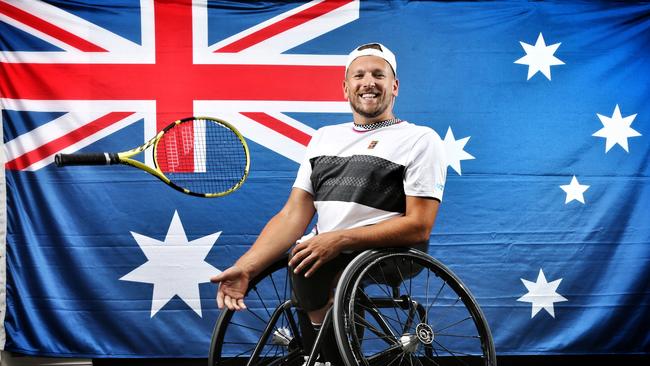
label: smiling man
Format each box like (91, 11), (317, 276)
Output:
(344, 43), (399, 119)
(211, 43), (447, 365)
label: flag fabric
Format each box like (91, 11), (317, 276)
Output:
(1, 0), (649, 358)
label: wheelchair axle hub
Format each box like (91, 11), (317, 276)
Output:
(271, 326), (293, 346)
(416, 323), (434, 345)
(399, 323), (435, 354)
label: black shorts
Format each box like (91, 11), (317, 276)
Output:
(290, 252), (359, 312)
(289, 243), (429, 312)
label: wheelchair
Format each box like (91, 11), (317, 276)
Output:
(209, 247), (496, 366)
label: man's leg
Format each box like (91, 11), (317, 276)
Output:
(306, 299), (344, 365)
(291, 253), (357, 364)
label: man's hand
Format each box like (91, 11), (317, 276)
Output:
(210, 266), (250, 311)
(289, 231), (345, 278)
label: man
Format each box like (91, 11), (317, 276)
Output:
(210, 42), (447, 364)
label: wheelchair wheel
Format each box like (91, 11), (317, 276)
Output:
(333, 249), (496, 366)
(209, 256), (305, 366)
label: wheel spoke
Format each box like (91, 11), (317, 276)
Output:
(353, 312), (398, 345)
(338, 252), (494, 366)
(209, 257), (302, 366)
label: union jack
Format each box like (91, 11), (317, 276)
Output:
(0, 0), (359, 171)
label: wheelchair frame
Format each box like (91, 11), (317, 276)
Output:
(209, 248), (496, 366)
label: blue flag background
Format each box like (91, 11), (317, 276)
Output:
(1, 0), (649, 358)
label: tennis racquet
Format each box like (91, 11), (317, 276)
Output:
(55, 116), (250, 198)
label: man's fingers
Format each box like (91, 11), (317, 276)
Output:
(224, 295), (236, 310)
(216, 290), (224, 309)
(293, 253), (317, 274)
(289, 247), (310, 268)
(221, 292), (246, 311)
(290, 242), (306, 257)
(210, 273), (223, 283)
(237, 298), (247, 310)
(233, 298), (243, 311)
(210, 269), (234, 283)
(303, 259), (323, 278)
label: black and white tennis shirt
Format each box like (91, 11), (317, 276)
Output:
(293, 121), (447, 236)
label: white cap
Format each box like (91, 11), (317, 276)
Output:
(345, 42), (397, 76)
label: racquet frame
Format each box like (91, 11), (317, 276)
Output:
(56, 116), (250, 198)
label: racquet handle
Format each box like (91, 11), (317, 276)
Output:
(55, 153), (120, 167)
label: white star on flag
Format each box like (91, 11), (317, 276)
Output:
(442, 126), (475, 175)
(514, 32), (565, 80)
(592, 104), (641, 153)
(559, 175), (590, 204)
(517, 269), (568, 318)
(120, 211), (222, 317)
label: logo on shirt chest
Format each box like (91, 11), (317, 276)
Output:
(367, 140), (379, 149)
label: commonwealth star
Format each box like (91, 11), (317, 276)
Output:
(593, 104), (641, 153)
(515, 32), (565, 80)
(517, 269), (568, 318)
(442, 126), (475, 175)
(120, 211), (222, 317)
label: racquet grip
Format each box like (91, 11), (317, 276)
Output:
(55, 153), (119, 167)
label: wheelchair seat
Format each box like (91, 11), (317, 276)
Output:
(209, 247), (496, 366)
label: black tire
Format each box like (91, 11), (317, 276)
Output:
(333, 249), (496, 366)
(209, 256), (305, 366)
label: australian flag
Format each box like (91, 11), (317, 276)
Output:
(1, 0), (648, 358)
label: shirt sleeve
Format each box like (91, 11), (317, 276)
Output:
(292, 129), (321, 195)
(403, 129), (447, 201)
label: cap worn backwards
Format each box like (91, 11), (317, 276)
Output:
(345, 42), (397, 76)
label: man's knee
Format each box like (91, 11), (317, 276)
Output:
(306, 298), (333, 324)
(290, 252), (357, 313)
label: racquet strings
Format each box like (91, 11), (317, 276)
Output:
(155, 118), (247, 195)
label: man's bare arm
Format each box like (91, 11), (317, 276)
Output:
(211, 188), (315, 310)
(235, 188), (316, 278)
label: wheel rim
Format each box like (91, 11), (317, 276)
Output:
(341, 251), (495, 366)
(209, 259), (305, 366)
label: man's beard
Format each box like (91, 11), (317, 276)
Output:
(349, 94), (391, 119)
